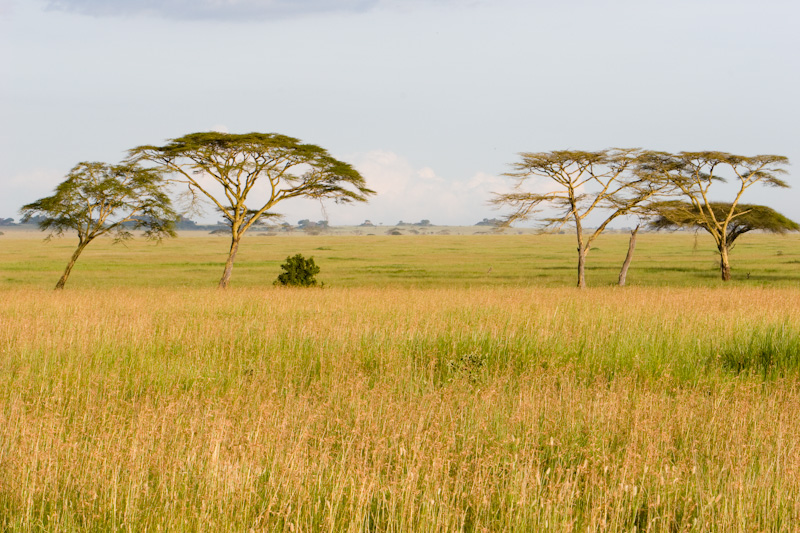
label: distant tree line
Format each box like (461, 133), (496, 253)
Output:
(396, 219), (432, 227)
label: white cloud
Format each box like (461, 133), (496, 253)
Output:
(291, 150), (510, 226)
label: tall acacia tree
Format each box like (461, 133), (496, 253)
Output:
(640, 151), (790, 281)
(492, 149), (669, 288)
(130, 132), (374, 288)
(20, 162), (176, 289)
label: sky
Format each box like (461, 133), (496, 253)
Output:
(2, 0), (799, 227)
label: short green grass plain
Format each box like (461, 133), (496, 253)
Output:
(1, 229), (799, 288)
(2, 229), (800, 531)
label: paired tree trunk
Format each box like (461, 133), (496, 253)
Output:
(55, 240), (90, 290)
(618, 225), (640, 287)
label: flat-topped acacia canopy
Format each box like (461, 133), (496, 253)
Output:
(129, 131), (374, 288)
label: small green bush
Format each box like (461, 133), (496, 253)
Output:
(274, 253), (321, 287)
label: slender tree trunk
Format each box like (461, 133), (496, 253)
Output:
(576, 245), (587, 289)
(575, 218), (587, 288)
(219, 234), (241, 289)
(618, 225), (640, 287)
(55, 241), (89, 290)
(571, 212), (589, 289)
(719, 245), (732, 282)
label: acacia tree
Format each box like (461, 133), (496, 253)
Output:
(650, 202), (799, 278)
(20, 162), (176, 289)
(640, 151), (790, 281)
(129, 132), (375, 288)
(492, 149), (669, 288)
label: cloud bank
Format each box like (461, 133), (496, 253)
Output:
(303, 150), (510, 226)
(42, 0), (474, 21)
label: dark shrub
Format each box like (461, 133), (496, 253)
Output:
(274, 254), (321, 287)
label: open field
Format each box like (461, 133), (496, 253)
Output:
(1, 231), (800, 531)
(1, 229), (799, 288)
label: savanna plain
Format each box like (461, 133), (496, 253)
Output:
(1, 230), (800, 532)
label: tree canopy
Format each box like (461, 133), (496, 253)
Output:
(129, 131), (375, 288)
(492, 148), (670, 288)
(650, 201), (799, 246)
(639, 151), (790, 280)
(20, 161), (176, 289)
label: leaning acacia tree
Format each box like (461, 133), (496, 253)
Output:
(650, 201), (799, 278)
(492, 149), (669, 288)
(20, 162), (176, 289)
(129, 132), (374, 288)
(640, 151), (790, 281)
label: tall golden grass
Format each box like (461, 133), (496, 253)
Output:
(2, 287), (800, 530)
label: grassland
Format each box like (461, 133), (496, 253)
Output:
(1, 230), (800, 531)
(1, 229), (799, 289)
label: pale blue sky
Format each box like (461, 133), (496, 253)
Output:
(2, 0), (798, 226)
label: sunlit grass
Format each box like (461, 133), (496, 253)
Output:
(2, 231), (799, 529)
(2, 286), (800, 530)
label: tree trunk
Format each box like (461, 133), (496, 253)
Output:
(574, 213), (588, 289)
(576, 245), (587, 289)
(618, 225), (640, 287)
(719, 245), (732, 282)
(55, 241), (89, 290)
(218, 234), (241, 289)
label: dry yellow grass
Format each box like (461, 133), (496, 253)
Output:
(2, 287), (800, 531)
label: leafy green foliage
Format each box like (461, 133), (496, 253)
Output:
(129, 131), (374, 287)
(274, 254), (321, 287)
(638, 151), (790, 191)
(20, 161), (176, 243)
(19, 162), (177, 288)
(495, 149), (637, 227)
(492, 148), (672, 287)
(635, 151), (792, 281)
(650, 202), (799, 248)
(129, 132), (374, 231)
